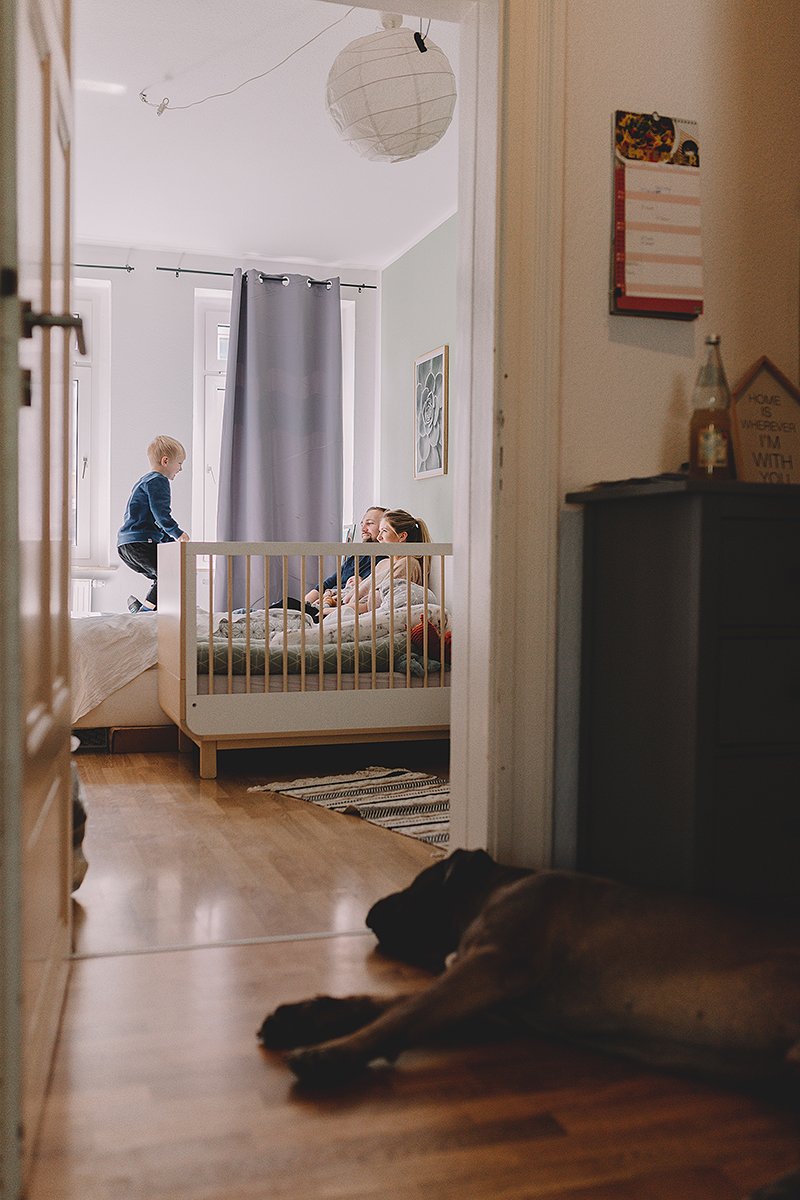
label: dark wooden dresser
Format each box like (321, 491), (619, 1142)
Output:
(565, 479), (800, 902)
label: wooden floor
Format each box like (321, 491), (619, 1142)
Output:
(28, 745), (799, 1200)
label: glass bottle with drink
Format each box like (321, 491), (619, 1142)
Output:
(689, 334), (734, 479)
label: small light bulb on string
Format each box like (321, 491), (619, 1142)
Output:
(138, 6), (356, 117)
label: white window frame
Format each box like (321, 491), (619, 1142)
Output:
(192, 289), (231, 544)
(71, 363), (92, 558)
(192, 287), (357, 541)
(70, 278), (112, 569)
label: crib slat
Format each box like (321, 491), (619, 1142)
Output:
(440, 553), (446, 688)
(264, 556), (270, 687)
(423, 557), (429, 688)
(336, 557), (342, 691)
(318, 559), (324, 692)
(282, 556), (289, 692)
(300, 556), (306, 693)
(353, 553), (359, 691)
(370, 561), (377, 688)
(406, 572), (412, 689)
(245, 555), (251, 694)
(388, 555), (395, 689)
(208, 554), (215, 692)
(226, 556), (234, 693)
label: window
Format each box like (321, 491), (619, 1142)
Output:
(192, 289), (357, 540)
(71, 368), (91, 557)
(70, 280), (112, 568)
(192, 295), (230, 542)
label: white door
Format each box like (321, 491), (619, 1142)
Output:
(1, 0), (74, 1191)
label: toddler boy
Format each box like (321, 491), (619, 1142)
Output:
(118, 435), (189, 612)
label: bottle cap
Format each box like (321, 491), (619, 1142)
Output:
(705, 334), (721, 344)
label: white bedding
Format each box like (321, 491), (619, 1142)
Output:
(215, 585), (450, 649)
(71, 613), (158, 722)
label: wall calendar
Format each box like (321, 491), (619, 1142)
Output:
(611, 110), (703, 320)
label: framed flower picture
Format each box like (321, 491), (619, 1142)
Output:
(413, 345), (448, 478)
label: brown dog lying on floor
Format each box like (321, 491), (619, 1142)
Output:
(259, 849), (800, 1198)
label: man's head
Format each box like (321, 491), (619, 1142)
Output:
(360, 507), (386, 542)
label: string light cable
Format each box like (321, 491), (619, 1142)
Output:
(139, 5), (356, 116)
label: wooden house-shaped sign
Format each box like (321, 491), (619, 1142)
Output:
(731, 357), (800, 485)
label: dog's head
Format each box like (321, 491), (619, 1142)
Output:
(366, 848), (530, 972)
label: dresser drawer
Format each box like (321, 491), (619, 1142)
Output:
(717, 637), (800, 745)
(709, 755), (800, 900)
(719, 517), (800, 627)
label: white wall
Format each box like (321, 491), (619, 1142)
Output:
(74, 245), (379, 613)
(552, 0), (800, 865)
(379, 214), (458, 540)
(559, 0), (800, 494)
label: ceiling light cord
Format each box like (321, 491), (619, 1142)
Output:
(139, 6), (357, 116)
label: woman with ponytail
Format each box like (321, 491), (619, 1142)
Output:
(344, 508), (432, 612)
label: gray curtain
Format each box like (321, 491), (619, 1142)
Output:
(216, 269), (343, 608)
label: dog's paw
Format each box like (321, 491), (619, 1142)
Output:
(258, 995), (381, 1050)
(285, 1042), (370, 1085)
(258, 1000), (321, 1049)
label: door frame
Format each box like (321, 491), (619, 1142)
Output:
(447, 0), (566, 866)
(0, 0), (24, 1190)
(342, 0), (566, 865)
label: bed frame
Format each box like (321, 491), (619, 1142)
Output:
(157, 541), (452, 778)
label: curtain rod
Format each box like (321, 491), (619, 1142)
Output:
(154, 266), (376, 290)
(73, 263), (135, 272)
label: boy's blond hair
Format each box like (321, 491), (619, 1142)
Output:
(147, 435), (186, 468)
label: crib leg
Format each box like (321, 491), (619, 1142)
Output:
(177, 729), (194, 754)
(198, 740), (218, 779)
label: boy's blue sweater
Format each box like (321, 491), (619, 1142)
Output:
(118, 471), (185, 545)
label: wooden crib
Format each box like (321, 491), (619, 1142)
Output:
(157, 540), (453, 778)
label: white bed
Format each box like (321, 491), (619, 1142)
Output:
(72, 666), (167, 730)
(71, 612), (170, 730)
(157, 540), (453, 778)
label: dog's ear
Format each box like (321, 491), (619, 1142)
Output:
(442, 848), (497, 889)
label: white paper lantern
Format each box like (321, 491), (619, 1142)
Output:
(326, 14), (457, 163)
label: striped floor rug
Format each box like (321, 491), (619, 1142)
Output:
(248, 766), (449, 849)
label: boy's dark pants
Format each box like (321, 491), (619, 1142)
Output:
(118, 542), (159, 607)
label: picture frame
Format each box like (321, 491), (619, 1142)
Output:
(730, 356), (800, 485)
(413, 345), (448, 479)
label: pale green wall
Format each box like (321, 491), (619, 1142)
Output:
(379, 215), (458, 541)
